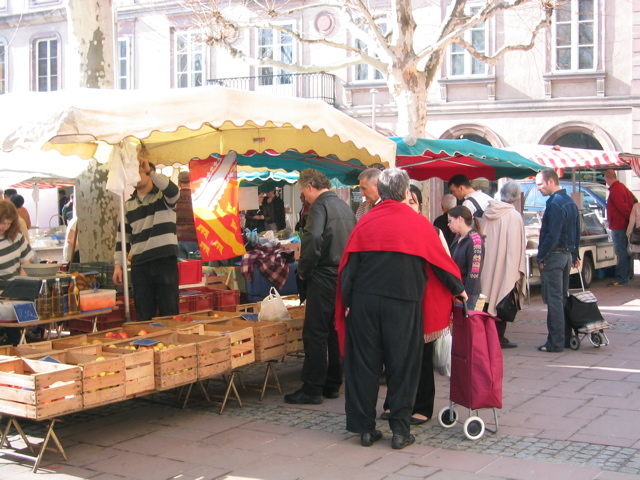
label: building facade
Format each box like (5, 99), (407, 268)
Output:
(0, 0), (638, 196)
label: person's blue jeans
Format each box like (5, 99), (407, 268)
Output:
(611, 229), (631, 284)
(178, 240), (199, 259)
(540, 252), (572, 352)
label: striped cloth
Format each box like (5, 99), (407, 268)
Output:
(114, 174), (180, 266)
(0, 234), (34, 286)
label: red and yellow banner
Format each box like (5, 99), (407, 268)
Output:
(189, 152), (246, 261)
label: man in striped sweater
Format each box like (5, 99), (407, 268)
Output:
(113, 154), (180, 321)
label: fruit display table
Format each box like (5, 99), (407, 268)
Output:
(1, 308), (114, 344)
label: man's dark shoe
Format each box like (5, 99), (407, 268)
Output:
(283, 389), (323, 405)
(500, 338), (518, 349)
(391, 433), (415, 450)
(360, 430), (382, 447)
(379, 410), (391, 420)
(322, 388), (340, 399)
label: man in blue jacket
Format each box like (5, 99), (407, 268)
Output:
(535, 169), (581, 352)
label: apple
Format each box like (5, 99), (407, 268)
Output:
(183, 316), (193, 322)
(173, 315), (183, 321)
(137, 329), (149, 336)
(117, 332), (130, 339)
(96, 356), (106, 361)
(105, 332), (118, 338)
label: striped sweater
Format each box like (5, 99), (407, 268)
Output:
(0, 233), (34, 286)
(450, 229), (485, 296)
(114, 174), (180, 266)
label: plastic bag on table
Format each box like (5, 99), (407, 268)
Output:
(258, 287), (292, 322)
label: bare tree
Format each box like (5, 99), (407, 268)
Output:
(183, 0), (553, 137)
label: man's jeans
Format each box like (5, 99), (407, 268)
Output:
(540, 252), (571, 352)
(611, 229), (632, 284)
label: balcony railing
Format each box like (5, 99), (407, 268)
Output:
(207, 72), (335, 106)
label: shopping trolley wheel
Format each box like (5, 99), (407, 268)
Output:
(438, 406), (457, 428)
(590, 332), (602, 347)
(463, 416), (485, 440)
(569, 335), (580, 350)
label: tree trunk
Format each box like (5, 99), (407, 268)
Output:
(66, 0), (117, 262)
(75, 160), (119, 263)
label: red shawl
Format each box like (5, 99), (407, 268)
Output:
(335, 200), (462, 355)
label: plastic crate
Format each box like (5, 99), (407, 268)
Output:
(212, 289), (240, 312)
(178, 259), (203, 285)
(181, 289), (215, 311)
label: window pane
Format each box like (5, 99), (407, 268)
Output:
(259, 46), (273, 60)
(193, 72), (202, 87)
(579, 23), (593, 45)
(556, 3), (571, 22)
(374, 69), (383, 80)
(177, 35), (186, 52)
(556, 24), (571, 46)
(579, 0), (594, 20)
(356, 63), (367, 80)
(119, 41), (127, 57)
(472, 57), (485, 75)
(177, 73), (187, 88)
(193, 53), (201, 71)
(178, 54), (187, 72)
(280, 30), (292, 45)
(259, 29), (272, 46)
(281, 45), (292, 64)
(451, 54), (464, 75)
(50, 40), (57, 57)
(556, 48), (571, 69)
(451, 43), (463, 53)
(471, 30), (485, 52)
(579, 46), (593, 69)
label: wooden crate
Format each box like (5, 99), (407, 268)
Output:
(86, 323), (174, 341)
(209, 316), (288, 362)
(0, 358), (82, 420)
(100, 347), (155, 397)
(0, 345), (61, 358)
(197, 325), (255, 369)
(286, 339), (304, 354)
(46, 334), (110, 350)
(23, 351), (127, 409)
(112, 332), (199, 391)
(171, 333), (231, 380)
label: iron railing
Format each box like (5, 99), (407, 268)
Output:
(207, 72), (335, 105)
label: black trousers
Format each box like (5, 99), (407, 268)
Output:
(345, 292), (423, 437)
(131, 257), (180, 321)
(300, 269), (342, 396)
(383, 340), (435, 419)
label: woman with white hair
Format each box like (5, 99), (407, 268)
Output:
(481, 180), (527, 348)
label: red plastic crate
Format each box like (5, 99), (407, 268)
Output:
(178, 294), (197, 313)
(212, 289), (240, 312)
(178, 259), (203, 285)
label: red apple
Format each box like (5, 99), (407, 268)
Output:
(137, 329), (149, 336)
(117, 332), (130, 339)
(173, 315), (183, 321)
(183, 316), (193, 322)
(105, 332), (117, 338)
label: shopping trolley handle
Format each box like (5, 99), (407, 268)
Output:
(454, 295), (469, 317)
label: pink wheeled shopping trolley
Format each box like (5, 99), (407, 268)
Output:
(438, 300), (503, 440)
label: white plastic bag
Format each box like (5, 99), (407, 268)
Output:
(258, 287), (292, 322)
(433, 332), (452, 377)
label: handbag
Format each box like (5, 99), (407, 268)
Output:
(495, 287), (519, 323)
(258, 287), (292, 322)
(630, 226), (640, 246)
(432, 331), (452, 377)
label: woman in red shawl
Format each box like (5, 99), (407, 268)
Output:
(336, 169), (465, 450)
